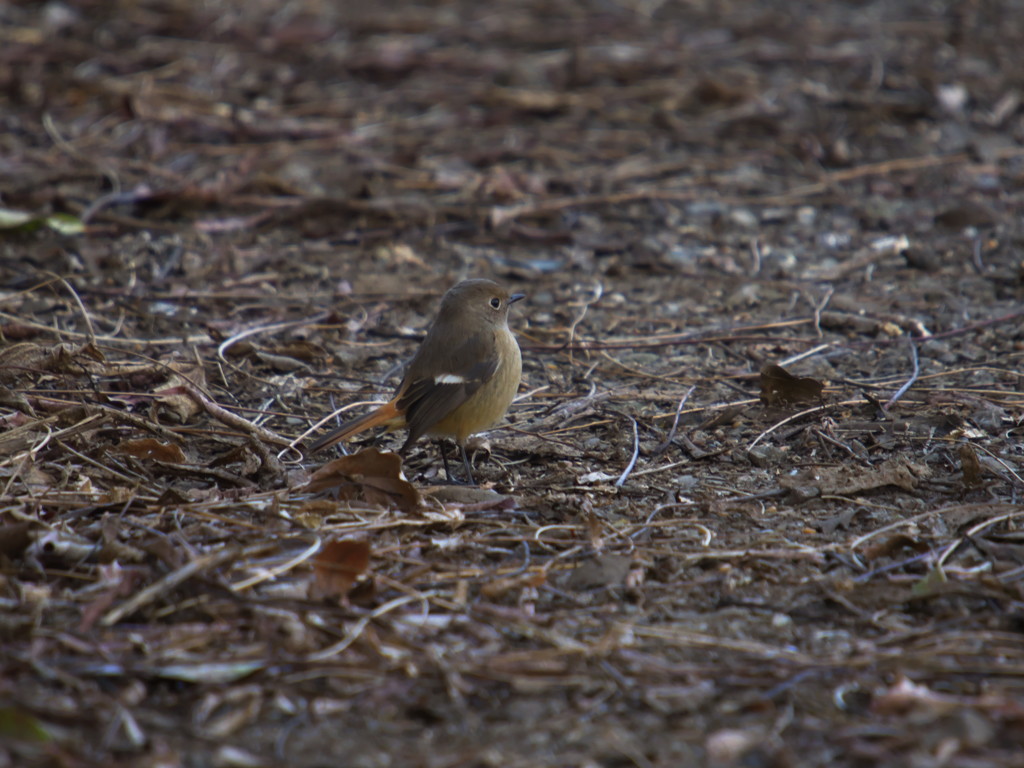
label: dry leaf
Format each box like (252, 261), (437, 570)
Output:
(564, 554), (633, 591)
(304, 448), (421, 512)
(480, 570), (546, 599)
(872, 675), (960, 717)
(583, 505), (603, 552)
(934, 202), (997, 230)
(424, 485), (517, 513)
(309, 539), (372, 601)
(268, 339), (326, 364)
(759, 363), (824, 406)
(253, 350), (311, 372)
(781, 456), (930, 499)
(959, 443), (983, 487)
(152, 362), (207, 422)
(0, 522), (34, 558)
(862, 533), (929, 561)
(112, 438), (187, 463)
(0, 343), (49, 384)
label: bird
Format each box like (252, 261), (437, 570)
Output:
(309, 279), (524, 484)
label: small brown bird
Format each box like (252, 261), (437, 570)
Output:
(309, 279), (524, 483)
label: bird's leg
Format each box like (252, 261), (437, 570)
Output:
(436, 440), (454, 482)
(458, 442), (476, 486)
(427, 440), (476, 484)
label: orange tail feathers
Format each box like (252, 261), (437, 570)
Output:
(308, 400), (405, 453)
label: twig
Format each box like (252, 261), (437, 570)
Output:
(749, 238), (762, 275)
(970, 442), (1024, 487)
(0, 309), (213, 345)
(849, 308), (1024, 347)
(101, 546), (241, 626)
(216, 313), (329, 377)
(810, 287), (833, 338)
(652, 385), (696, 456)
(632, 625), (815, 664)
(566, 282), (603, 367)
(43, 112), (120, 195)
(848, 508), (944, 551)
(971, 236), (985, 274)
(747, 400), (855, 450)
(491, 153), (973, 225)
(778, 343), (834, 368)
(305, 591), (437, 661)
(230, 537), (322, 592)
(883, 336), (919, 411)
(45, 272), (97, 347)
(544, 383), (608, 422)
(615, 417), (640, 487)
(812, 429), (868, 463)
(936, 509), (1024, 570)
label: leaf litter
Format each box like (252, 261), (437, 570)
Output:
(1, 1), (1024, 766)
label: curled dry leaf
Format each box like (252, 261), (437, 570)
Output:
(0, 342), (103, 384)
(304, 448), (421, 512)
(0, 343), (51, 384)
(152, 362), (207, 423)
(309, 539), (372, 602)
(759, 363), (824, 406)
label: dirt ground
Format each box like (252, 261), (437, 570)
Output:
(2, 1), (1024, 766)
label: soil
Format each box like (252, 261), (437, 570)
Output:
(2, 1), (1024, 766)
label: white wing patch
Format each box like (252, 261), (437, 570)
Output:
(434, 373), (466, 384)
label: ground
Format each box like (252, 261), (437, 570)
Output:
(2, 1), (1024, 766)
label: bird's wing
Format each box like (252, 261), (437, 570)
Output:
(397, 329), (499, 446)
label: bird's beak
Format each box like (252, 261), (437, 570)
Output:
(509, 293), (526, 304)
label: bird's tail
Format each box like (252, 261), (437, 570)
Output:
(308, 401), (404, 452)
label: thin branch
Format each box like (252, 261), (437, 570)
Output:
(884, 336), (920, 411)
(653, 385), (696, 456)
(615, 417), (640, 487)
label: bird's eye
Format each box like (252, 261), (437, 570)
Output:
(489, 297), (501, 309)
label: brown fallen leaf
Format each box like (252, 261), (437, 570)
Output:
(780, 455), (931, 500)
(152, 362), (207, 423)
(862, 533), (930, 561)
(304, 448), (421, 512)
(268, 339), (326, 364)
(959, 443), (983, 487)
(309, 539), (372, 602)
(759, 363), (824, 406)
(480, 570), (546, 599)
(423, 485), (517, 514)
(564, 554), (633, 591)
(0, 343), (50, 384)
(111, 438), (187, 463)
(934, 201), (997, 230)
(0, 522), (34, 558)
